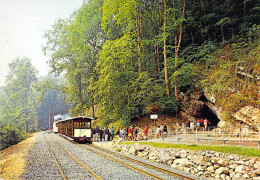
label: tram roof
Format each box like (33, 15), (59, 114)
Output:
(61, 116), (93, 122)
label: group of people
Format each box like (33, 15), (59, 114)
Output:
(115, 126), (141, 141)
(155, 123), (168, 138)
(92, 126), (115, 142)
(92, 125), (158, 142)
(186, 117), (211, 132)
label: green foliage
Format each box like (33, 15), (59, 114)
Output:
(42, 0), (260, 127)
(0, 57), (38, 132)
(159, 95), (178, 115)
(0, 125), (26, 150)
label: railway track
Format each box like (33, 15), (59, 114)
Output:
(88, 144), (197, 180)
(75, 142), (198, 180)
(43, 134), (101, 180)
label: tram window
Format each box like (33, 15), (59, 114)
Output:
(86, 122), (90, 128)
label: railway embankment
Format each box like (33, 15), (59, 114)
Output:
(0, 133), (38, 180)
(101, 140), (260, 180)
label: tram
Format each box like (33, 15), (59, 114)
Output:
(58, 116), (93, 143)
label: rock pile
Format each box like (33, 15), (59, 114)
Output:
(110, 143), (260, 180)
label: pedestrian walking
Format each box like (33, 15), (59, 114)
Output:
(104, 126), (109, 141)
(163, 123), (168, 137)
(99, 127), (103, 141)
(111, 127), (115, 140)
(203, 118), (211, 129)
(116, 128), (120, 138)
(190, 121), (194, 132)
(143, 126), (148, 140)
(95, 126), (99, 141)
(128, 126), (133, 141)
(134, 127), (138, 141)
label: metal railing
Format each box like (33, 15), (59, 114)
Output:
(149, 126), (260, 149)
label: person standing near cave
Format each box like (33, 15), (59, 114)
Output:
(203, 118), (211, 129)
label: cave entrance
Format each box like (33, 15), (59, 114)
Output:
(200, 105), (220, 126)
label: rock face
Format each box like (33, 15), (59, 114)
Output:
(110, 143), (260, 180)
(180, 90), (260, 133)
(233, 106), (260, 131)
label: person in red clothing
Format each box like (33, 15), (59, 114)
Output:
(203, 118), (211, 129)
(143, 126), (148, 140)
(128, 126), (133, 141)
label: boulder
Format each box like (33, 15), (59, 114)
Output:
(233, 106), (260, 130)
(207, 166), (214, 172)
(216, 158), (229, 166)
(173, 158), (189, 165)
(128, 146), (136, 155)
(215, 167), (229, 175)
(196, 155), (210, 165)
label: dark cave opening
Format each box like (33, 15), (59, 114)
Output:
(200, 105), (220, 126)
(198, 94), (208, 102)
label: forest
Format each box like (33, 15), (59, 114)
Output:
(0, 0), (259, 149)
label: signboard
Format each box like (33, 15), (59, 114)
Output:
(150, 114), (158, 119)
(74, 129), (91, 138)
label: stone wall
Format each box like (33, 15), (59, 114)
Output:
(109, 142), (260, 180)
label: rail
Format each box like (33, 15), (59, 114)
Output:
(46, 135), (102, 180)
(75, 142), (197, 180)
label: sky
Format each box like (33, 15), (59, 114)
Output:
(0, 0), (84, 86)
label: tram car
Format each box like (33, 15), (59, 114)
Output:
(53, 120), (59, 133)
(58, 116), (93, 143)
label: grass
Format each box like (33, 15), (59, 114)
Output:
(122, 142), (260, 157)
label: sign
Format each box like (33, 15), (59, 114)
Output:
(150, 114), (158, 119)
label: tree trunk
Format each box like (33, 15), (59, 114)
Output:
(48, 109), (51, 130)
(164, 0), (170, 97)
(174, 0), (185, 101)
(92, 97), (95, 119)
(136, 0), (142, 73)
(34, 115), (37, 133)
(24, 120), (27, 133)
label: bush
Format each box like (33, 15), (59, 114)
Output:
(159, 95), (179, 115)
(0, 125), (26, 150)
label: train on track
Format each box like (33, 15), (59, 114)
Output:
(53, 116), (93, 143)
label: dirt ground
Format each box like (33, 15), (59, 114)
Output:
(0, 133), (38, 180)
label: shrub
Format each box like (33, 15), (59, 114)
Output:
(0, 125), (26, 150)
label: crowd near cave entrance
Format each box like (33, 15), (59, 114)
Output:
(200, 105), (220, 127)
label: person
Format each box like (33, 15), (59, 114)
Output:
(186, 120), (190, 130)
(160, 124), (164, 138)
(92, 127), (95, 141)
(116, 128), (120, 138)
(95, 126), (99, 141)
(108, 127), (111, 141)
(143, 126), (148, 140)
(134, 127), (139, 141)
(203, 118), (211, 129)
(128, 126), (133, 141)
(163, 123), (168, 137)
(99, 127), (103, 141)
(111, 127), (115, 140)
(190, 121), (194, 132)
(196, 118), (201, 130)
(125, 127), (129, 141)
(104, 126), (109, 141)
(120, 128), (125, 140)
(156, 126), (160, 138)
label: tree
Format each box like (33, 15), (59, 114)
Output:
(1, 57), (38, 132)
